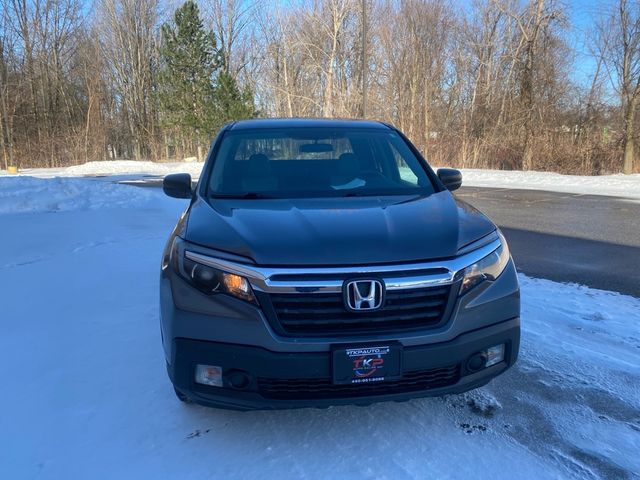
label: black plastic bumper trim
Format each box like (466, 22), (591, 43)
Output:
(168, 317), (520, 410)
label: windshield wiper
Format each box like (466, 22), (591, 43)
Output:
(339, 189), (425, 198)
(210, 192), (273, 199)
(341, 190), (372, 197)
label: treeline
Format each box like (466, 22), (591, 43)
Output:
(1, 0), (639, 174)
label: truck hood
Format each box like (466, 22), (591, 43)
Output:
(184, 191), (496, 266)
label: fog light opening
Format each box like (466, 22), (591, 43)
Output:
(195, 364), (223, 387)
(226, 370), (251, 390)
(466, 353), (487, 372)
(466, 344), (506, 373)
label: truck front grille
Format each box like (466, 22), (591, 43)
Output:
(267, 285), (452, 335)
(257, 364), (460, 399)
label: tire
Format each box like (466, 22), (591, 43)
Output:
(174, 386), (191, 403)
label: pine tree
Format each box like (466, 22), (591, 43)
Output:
(158, 1), (220, 160)
(213, 71), (256, 124)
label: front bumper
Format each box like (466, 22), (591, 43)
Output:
(167, 317), (520, 410)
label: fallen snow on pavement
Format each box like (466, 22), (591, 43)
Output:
(7, 159), (205, 179)
(2, 159), (640, 199)
(0, 178), (638, 479)
(458, 168), (640, 200)
(62, 159), (205, 178)
(0, 176), (156, 214)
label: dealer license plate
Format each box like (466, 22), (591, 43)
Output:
(332, 344), (402, 385)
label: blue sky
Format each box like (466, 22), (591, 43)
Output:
(567, 0), (605, 87)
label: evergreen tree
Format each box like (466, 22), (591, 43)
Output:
(158, 1), (219, 159)
(213, 71), (256, 124)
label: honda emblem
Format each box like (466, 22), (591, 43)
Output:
(344, 279), (384, 311)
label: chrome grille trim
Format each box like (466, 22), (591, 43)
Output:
(184, 238), (501, 294)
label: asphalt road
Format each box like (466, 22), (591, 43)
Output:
(455, 187), (640, 297)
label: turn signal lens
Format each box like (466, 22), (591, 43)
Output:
(223, 273), (252, 299)
(181, 256), (257, 304)
(485, 344), (505, 367)
(195, 364), (223, 387)
(221, 272), (255, 303)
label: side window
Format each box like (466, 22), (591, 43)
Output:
(389, 143), (419, 186)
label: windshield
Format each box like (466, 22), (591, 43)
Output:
(207, 127), (436, 198)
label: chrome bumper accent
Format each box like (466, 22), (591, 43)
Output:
(184, 238), (501, 294)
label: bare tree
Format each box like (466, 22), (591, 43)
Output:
(2, 0), (86, 167)
(205, 0), (255, 76)
(599, 0), (640, 174)
(256, 0), (354, 118)
(496, 0), (563, 170)
(378, 0), (453, 155)
(0, 0), (631, 174)
(96, 0), (158, 160)
(0, 3), (16, 169)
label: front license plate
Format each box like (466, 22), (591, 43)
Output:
(332, 343), (402, 385)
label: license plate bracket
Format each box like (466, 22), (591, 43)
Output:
(332, 343), (402, 385)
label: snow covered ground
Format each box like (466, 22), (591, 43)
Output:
(2, 160), (640, 199)
(7, 160), (206, 179)
(1, 176), (639, 479)
(457, 168), (640, 200)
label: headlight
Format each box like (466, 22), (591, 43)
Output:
(170, 239), (257, 304)
(458, 231), (510, 295)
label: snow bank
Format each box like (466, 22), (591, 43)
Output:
(458, 168), (640, 199)
(0, 160), (204, 179)
(62, 160), (204, 178)
(0, 176), (157, 214)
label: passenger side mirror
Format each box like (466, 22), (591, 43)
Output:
(437, 168), (462, 191)
(163, 173), (193, 199)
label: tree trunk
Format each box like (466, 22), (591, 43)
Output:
(0, 88), (13, 170)
(520, 0), (545, 171)
(324, 46), (335, 118)
(282, 55), (294, 117)
(623, 95), (637, 174)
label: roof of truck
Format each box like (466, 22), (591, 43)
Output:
(227, 118), (392, 131)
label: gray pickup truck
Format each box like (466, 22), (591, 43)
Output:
(160, 118), (520, 410)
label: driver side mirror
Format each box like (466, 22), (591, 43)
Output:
(437, 168), (462, 191)
(163, 173), (193, 199)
